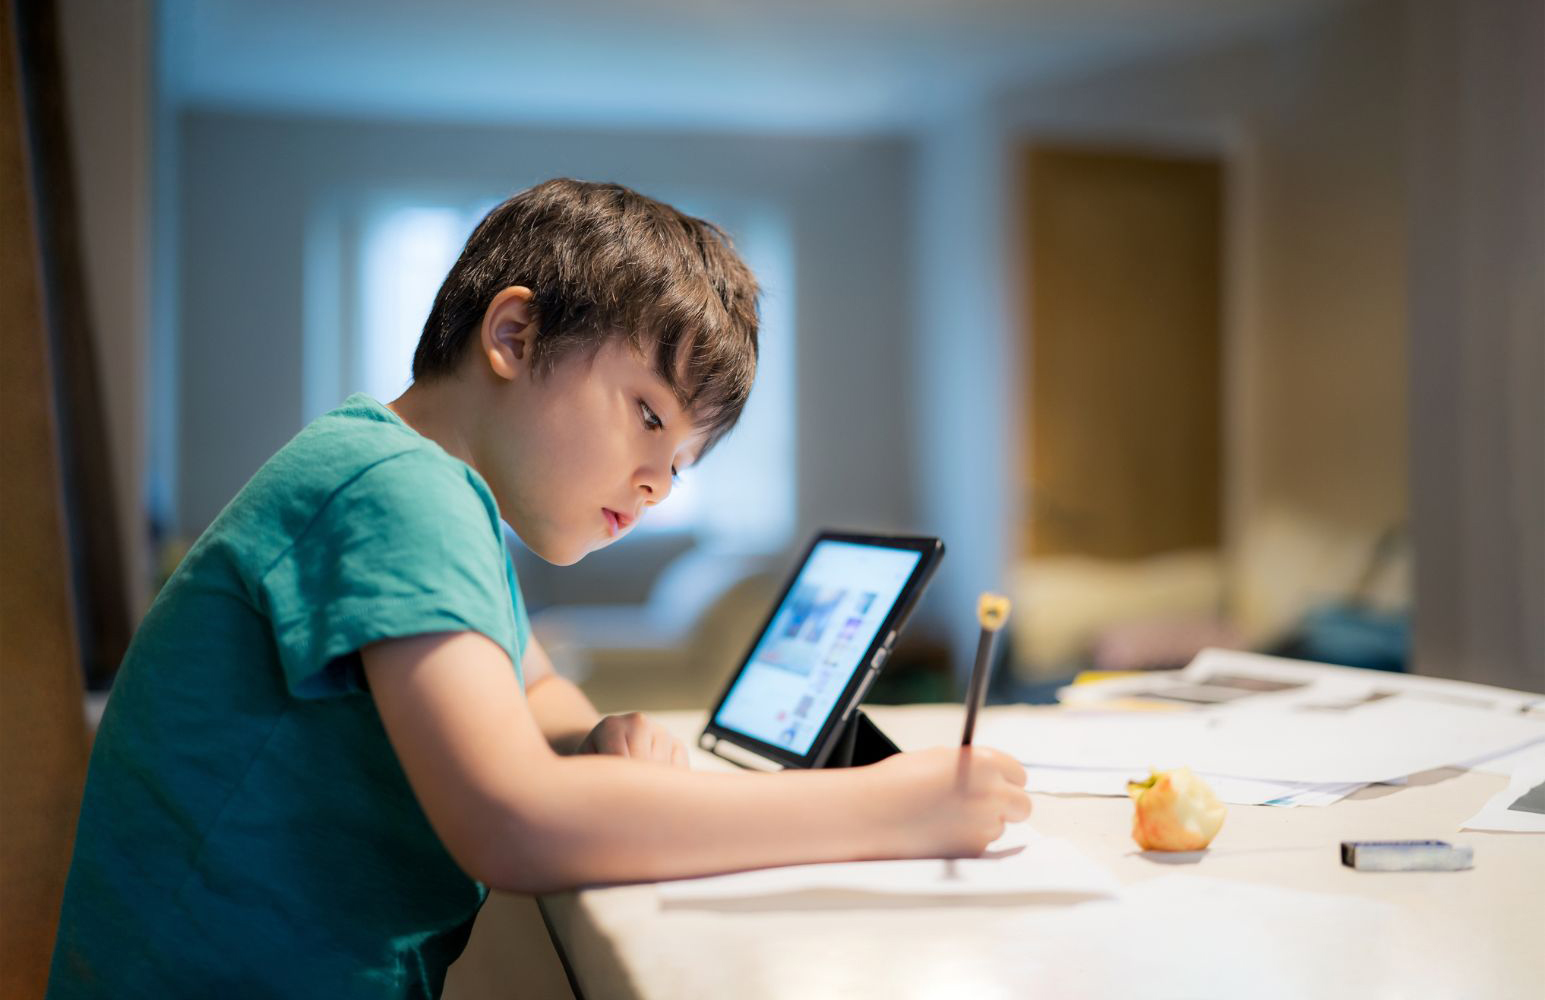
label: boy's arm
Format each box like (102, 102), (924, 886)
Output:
(362, 630), (1030, 894)
(521, 637), (687, 765)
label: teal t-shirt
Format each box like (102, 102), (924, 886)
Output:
(48, 394), (530, 999)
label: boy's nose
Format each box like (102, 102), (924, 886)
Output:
(636, 470), (671, 506)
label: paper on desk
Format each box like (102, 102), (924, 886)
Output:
(1260, 781), (1368, 807)
(1024, 765), (1369, 807)
(1181, 648), (1543, 713)
(656, 824), (1118, 906)
(1064, 648), (1542, 717)
(977, 694), (1545, 784)
(1461, 762), (1545, 833)
(1458, 736), (1545, 778)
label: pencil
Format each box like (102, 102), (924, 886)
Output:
(961, 593), (1011, 746)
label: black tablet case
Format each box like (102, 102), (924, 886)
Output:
(818, 709), (900, 768)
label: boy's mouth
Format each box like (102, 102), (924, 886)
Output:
(602, 508), (633, 537)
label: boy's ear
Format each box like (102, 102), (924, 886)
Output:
(480, 286), (538, 381)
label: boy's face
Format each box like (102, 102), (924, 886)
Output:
(470, 289), (706, 566)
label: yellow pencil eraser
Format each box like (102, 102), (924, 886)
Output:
(977, 593), (1011, 631)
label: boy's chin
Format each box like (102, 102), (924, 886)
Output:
(506, 524), (591, 567)
(535, 533), (611, 567)
(529, 542), (587, 567)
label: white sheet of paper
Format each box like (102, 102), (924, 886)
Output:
(1259, 781), (1368, 807)
(1461, 763), (1545, 832)
(1024, 765), (1365, 807)
(655, 824), (1118, 905)
(977, 694), (1545, 784)
(1458, 736), (1545, 777)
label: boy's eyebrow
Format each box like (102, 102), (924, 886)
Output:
(662, 376), (696, 416)
(643, 370), (692, 422)
(645, 337), (700, 413)
(665, 379), (694, 412)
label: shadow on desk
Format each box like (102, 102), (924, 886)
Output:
(658, 888), (1111, 913)
(443, 891), (575, 1000)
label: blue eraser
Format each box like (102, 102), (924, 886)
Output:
(1340, 840), (1474, 871)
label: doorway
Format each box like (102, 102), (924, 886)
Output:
(1021, 146), (1224, 559)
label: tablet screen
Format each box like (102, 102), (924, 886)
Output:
(710, 539), (923, 755)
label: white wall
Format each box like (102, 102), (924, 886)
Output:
(173, 114), (917, 557)
(915, 0), (1544, 692)
(1008, 0), (1411, 649)
(909, 109), (1018, 674)
(913, 0), (1415, 676)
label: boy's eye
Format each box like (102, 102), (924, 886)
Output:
(639, 399), (683, 484)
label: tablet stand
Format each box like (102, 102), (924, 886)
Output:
(819, 709), (900, 768)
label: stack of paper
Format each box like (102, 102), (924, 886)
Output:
(1021, 765), (1372, 807)
(977, 650), (1545, 810)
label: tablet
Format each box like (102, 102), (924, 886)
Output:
(699, 531), (944, 770)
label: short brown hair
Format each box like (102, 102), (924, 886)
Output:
(414, 178), (760, 454)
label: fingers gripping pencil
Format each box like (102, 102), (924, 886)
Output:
(961, 593), (1011, 747)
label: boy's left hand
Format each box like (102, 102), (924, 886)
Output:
(576, 713), (689, 768)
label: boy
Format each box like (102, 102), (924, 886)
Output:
(48, 179), (1029, 998)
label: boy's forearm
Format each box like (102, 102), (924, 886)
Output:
(363, 630), (957, 895)
(523, 674), (602, 755)
(483, 757), (908, 893)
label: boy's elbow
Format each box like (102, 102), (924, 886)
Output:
(463, 832), (586, 895)
(443, 836), (519, 892)
(450, 790), (589, 893)
(474, 853), (573, 895)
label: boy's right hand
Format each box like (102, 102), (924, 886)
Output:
(872, 746), (1031, 858)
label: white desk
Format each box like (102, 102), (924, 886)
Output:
(538, 704), (1545, 1000)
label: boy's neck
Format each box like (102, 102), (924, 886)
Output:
(386, 380), (477, 470)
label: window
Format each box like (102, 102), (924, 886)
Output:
(306, 192), (795, 553)
(356, 204), (485, 405)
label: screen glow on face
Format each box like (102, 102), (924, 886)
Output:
(712, 541), (922, 755)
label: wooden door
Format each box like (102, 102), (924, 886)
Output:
(1022, 147), (1223, 559)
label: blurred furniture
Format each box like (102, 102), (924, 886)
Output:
(1266, 526), (1412, 672)
(10, 0), (131, 690)
(535, 699), (1545, 1000)
(2, 7), (94, 994)
(1088, 615), (1244, 673)
(1008, 513), (1415, 680)
(532, 548), (781, 713)
(1008, 547), (1230, 680)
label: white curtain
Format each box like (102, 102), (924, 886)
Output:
(1406, 0), (1545, 693)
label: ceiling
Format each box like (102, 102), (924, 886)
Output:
(160, 0), (1342, 132)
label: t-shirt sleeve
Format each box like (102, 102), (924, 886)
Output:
(258, 450), (522, 699)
